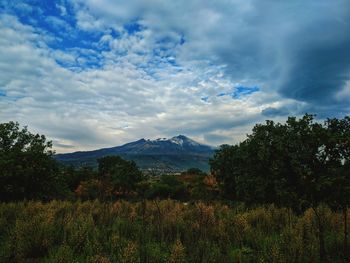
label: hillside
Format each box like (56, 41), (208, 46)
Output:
(55, 135), (215, 172)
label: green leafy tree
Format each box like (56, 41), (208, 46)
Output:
(210, 114), (350, 261)
(242, 120), (286, 205)
(75, 179), (107, 200)
(0, 121), (67, 201)
(210, 144), (240, 199)
(98, 156), (143, 196)
(182, 168), (206, 176)
(147, 175), (188, 200)
(61, 165), (97, 192)
(325, 117), (350, 260)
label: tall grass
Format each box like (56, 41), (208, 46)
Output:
(0, 200), (347, 262)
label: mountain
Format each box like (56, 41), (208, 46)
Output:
(54, 135), (215, 173)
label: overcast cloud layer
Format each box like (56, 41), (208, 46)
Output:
(0, 0), (350, 152)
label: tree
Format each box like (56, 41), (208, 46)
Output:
(147, 174), (188, 200)
(0, 121), (67, 201)
(190, 173), (219, 200)
(182, 168), (206, 176)
(325, 117), (350, 260)
(210, 144), (241, 199)
(61, 165), (96, 192)
(98, 156), (143, 196)
(209, 114), (350, 261)
(242, 120), (286, 205)
(75, 179), (107, 200)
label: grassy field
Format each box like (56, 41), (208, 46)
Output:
(0, 200), (347, 263)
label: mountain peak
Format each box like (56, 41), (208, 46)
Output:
(118, 135), (212, 154)
(173, 134), (188, 139)
(55, 135), (215, 172)
(168, 135), (200, 146)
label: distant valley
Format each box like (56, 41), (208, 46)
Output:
(54, 135), (216, 173)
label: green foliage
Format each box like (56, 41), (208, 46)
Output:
(98, 156), (143, 196)
(0, 121), (68, 201)
(181, 168), (206, 176)
(147, 175), (188, 200)
(210, 144), (244, 200)
(1, 117), (349, 262)
(47, 245), (76, 263)
(210, 114), (350, 261)
(61, 166), (96, 192)
(0, 201), (347, 263)
(75, 179), (106, 201)
(210, 114), (350, 209)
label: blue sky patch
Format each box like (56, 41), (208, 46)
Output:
(0, 1), (186, 73)
(124, 21), (144, 34)
(180, 35), (185, 45)
(217, 86), (260, 99)
(0, 1), (107, 70)
(233, 86), (260, 98)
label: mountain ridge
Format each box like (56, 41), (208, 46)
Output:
(55, 135), (216, 172)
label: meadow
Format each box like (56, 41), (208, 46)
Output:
(0, 200), (347, 263)
(1, 116), (350, 262)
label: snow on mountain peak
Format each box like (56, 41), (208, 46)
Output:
(170, 136), (184, 145)
(144, 135), (208, 148)
(168, 135), (202, 146)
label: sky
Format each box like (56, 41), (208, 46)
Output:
(0, 0), (350, 153)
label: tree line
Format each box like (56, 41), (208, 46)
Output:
(1, 115), (350, 261)
(1, 115), (349, 207)
(210, 114), (350, 261)
(0, 122), (217, 203)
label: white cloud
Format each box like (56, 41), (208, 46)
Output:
(336, 80), (350, 102)
(56, 4), (67, 16)
(1, 0), (348, 153)
(0, 14), (268, 152)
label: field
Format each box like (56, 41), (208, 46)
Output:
(0, 200), (347, 263)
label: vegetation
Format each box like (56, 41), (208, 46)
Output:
(0, 122), (68, 201)
(0, 200), (348, 263)
(210, 115), (350, 208)
(0, 115), (349, 262)
(210, 114), (350, 261)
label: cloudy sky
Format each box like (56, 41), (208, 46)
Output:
(1, 0), (350, 152)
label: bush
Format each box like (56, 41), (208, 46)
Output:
(0, 201), (347, 262)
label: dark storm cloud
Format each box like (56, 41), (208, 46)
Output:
(208, 1), (350, 112)
(203, 133), (233, 146)
(278, 17), (350, 106)
(262, 107), (290, 118)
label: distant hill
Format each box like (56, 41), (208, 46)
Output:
(54, 135), (216, 173)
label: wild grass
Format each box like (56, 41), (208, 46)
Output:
(0, 200), (347, 263)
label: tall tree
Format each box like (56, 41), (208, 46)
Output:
(209, 114), (350, 261)
(98, 156), (143, 196)
(325, 117), (350, 260)
(0, 121), (66, 201)
(210, 144), (240, 199)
